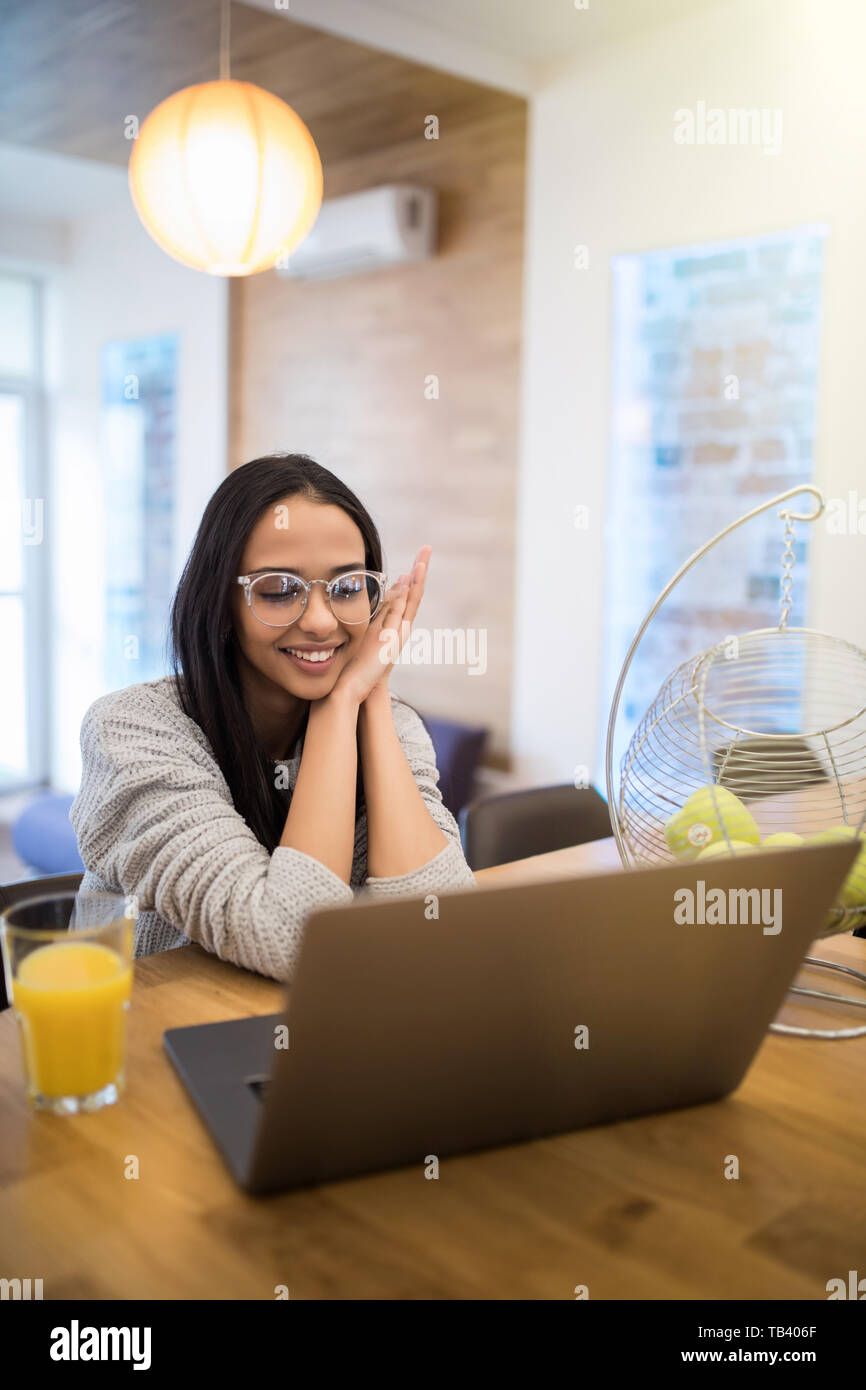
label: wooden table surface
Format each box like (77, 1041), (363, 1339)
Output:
(2, 837), (866, 1300)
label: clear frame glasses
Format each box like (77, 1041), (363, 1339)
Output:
(236, 570), (388, 628)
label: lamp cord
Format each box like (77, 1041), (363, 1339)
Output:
(219, 0), (231, 81)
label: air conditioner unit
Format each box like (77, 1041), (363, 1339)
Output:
(276, 184), (437, 281)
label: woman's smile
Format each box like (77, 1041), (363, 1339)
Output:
(278, 641), (346, 674)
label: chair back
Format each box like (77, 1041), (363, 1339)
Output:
(460, 785), (612, 872)
(713, 736), (829, 799)
(0, 873), (84, 1011)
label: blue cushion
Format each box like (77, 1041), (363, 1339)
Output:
(419, 714), (488, 819)
(11, 793), (85, 875)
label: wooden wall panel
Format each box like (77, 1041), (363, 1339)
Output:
(233, 102), (526, 763)
(0, 2), (518, 169)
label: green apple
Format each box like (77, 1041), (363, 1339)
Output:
(806, 826), (866, 908)
(760, 833), (805, 847)
(696, 839), (758, 861)
(664, 785), (761, 861)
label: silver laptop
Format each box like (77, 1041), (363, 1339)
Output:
(163, 840), (857, 1195)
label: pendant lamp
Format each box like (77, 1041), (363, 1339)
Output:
(128, 1), (322, 276)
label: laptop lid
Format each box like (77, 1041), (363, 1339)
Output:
(241, 839), (856, 1194)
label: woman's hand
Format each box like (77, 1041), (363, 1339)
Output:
(330, 546), (431, 706)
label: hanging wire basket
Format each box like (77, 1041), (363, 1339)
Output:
(604, 485), (866, 1038)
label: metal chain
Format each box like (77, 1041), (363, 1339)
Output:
(779, 511), (795, 630)
(220, 0), (231, 82)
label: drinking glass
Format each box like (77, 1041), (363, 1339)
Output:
(1, 892), (133, 1114)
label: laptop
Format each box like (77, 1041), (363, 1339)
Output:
(163, 840), (857, 1195)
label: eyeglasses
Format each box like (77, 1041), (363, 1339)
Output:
(236, 570), (388, 627)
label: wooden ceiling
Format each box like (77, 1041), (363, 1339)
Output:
(0, 0), (522, 170)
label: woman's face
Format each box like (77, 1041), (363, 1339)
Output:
(231, 495), (372, 705)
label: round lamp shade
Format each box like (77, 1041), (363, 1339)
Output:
(128, 79), (323, 276)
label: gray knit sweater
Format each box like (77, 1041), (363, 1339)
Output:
(69, 676), (476, 981)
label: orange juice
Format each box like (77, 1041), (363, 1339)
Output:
(12, 939), (132, 1097)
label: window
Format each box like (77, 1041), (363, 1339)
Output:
(0, 273), (47, 789)
(601, 225), (828, 778)
(101, 334), (178, 689)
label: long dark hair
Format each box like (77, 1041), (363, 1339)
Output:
(169, 453), (384, 851)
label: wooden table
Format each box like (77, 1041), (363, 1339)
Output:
(2, 838), (866, 1300)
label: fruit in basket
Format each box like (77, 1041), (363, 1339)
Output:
(664, 785), (761, 861)
(806, 826), (866, 907)
(696, 839), (757, 861)
(760, 832), (805, 847)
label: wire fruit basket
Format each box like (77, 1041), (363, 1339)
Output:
(604, 485), (866, 1038)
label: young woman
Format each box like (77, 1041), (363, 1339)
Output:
(70, 453), (476, 980)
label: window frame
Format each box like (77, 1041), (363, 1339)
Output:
(0, 271), (49, 792)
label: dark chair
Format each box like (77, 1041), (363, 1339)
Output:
(459, 784), (612, 872)
(0, 873), (84, 1011)
(713, 737), (828, 799)
(419, 712), (488, 820)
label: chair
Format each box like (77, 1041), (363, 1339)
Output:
(713, 736), (828, 799)
(0, 873), (84, 1012)
(460, 784), (612, 872)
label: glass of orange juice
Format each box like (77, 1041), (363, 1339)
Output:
(0, 891), (133, 1114)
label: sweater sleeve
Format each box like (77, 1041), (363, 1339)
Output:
(69, 686), (354, 982)
(358, 695), (478, 899)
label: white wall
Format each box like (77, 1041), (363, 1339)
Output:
(512, 0), (866, 788)
(0, 148), (228, 792)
